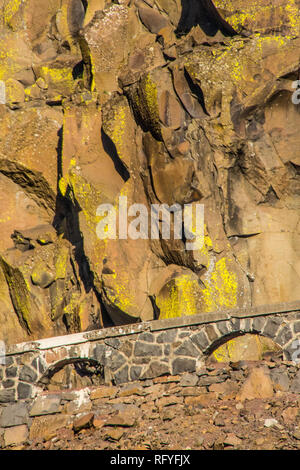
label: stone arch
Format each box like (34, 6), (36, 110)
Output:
(37, 357), (105, 390)
(194, 314), (300, 362)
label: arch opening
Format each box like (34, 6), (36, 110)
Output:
(206, 333), (283, 364)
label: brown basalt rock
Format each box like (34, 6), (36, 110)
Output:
(236, 367), (274, 401)
(185, 392), (218, 407)
(90, 386), (118, 400)
(105, 413), (136, 427)
(4, 425), (29, 447)
(171, 65), (208, 119)
(104, 428), (125, 441)
(137, 4), (170, 34)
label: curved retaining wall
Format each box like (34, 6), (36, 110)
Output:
(1, 300), (300, 404)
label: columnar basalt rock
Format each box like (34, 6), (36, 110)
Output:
(0, 0), (299, 344)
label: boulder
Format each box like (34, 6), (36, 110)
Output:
(236, 368), (274, 401)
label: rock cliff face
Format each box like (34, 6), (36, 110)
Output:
(0, 0), (299, 345)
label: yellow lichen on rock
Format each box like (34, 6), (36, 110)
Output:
(157, 225), (239, 319)
(214, 0), (300, 37)
(111, 106), (126, 161)
(37, 66), (75, 96)
(69, 171), (104, 234)
(0, 256), (32, 333)
(156, 274), (200, 319)
(5, 78), (25, 106)
(285, 0), (300, 35)
(107, 270), (134, 312)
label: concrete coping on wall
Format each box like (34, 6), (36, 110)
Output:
(5, 300), (300, 356)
